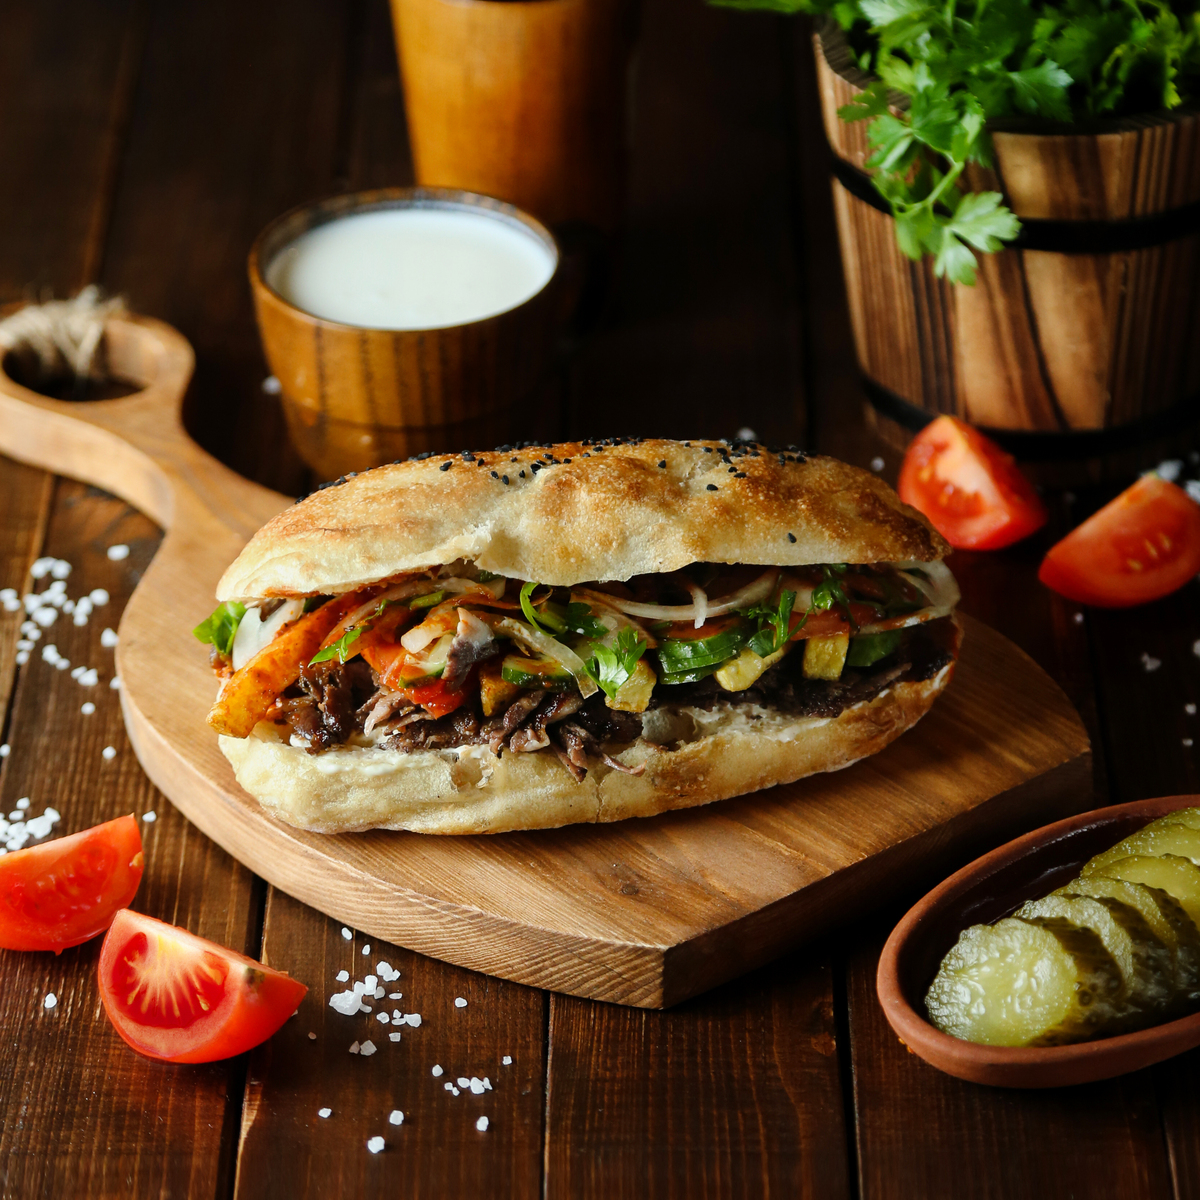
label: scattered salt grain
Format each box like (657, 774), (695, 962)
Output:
(376, 961), (399, 981)
(470, 1078), (485, 1094)
(362, 944), (371, 955)
(1154, 459), (1184, 482)
(14, 652), (28, 665)
(457, 1077), (470, 1088)
(404, 1013), (421, 1027)
(360, 1040), (377, 1056)
(454, 997), (467, 1008)
(388, 1110), (404, 1126)
(308, 1032), (317, 1040)
(341, 926), (352, 940)
(451, 1086), (460, 1096)
(16, 799), (28, 811)
(30, 559), (53, 580)
(389, 1032), (401, 1042)
(100, 628), (118, 648)
(502, 1055), (512, 1065)
(55, 658), (69, 671)
(16, 641), (32, 651)
(106, 544), (129, 561)
(444, 1082), (454, 1092)
(101, 746), (116, 761)
(70, 666), (84, 679)
(1188, 704), (1197, 716)
(81, 702), (95, 715)
(78, 669), (99, 687)
(1188, 480), (1200, 505)
(329, 989), (364, 1016)
(90, 589), (109, 606)
(366, 1136), (385, 1154)
(318, 1107), (331, 1118)
(263, 375), (282, 395)
(3, 597), (20, 612)
(143, 811), (156, 823)
(1073, 612), (1084, 625)
(483, 1077), (492, 1090)
(476, 1117), (489, 1132)
(388, 992), (402, 1000)
(735, 426), (757, 441)
(44, 993), (57, 1010)
(0, 745), (8, 759)
(0, 588), (14, 602)
(432, 1065), (443, 1077)
(10, 812), (23, 822)
(870, 456), (885, 472)
(364, 974), (378, 989)
(336, 970), (349, 982)
(349, 1041), (361, 1054)
(1186, 739), (1195, 748)
(392, 1009), (402, 1021)
(50, 560), (70, 580)
(109, 675), (121, 690)
(1141, 652), (1162, 672)
(33, 607), (56, 628)
(376, 1013), (391, 1024)
(374, 986), (384, 998)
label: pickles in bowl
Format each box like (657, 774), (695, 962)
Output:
(926, 806), (1200, 1047)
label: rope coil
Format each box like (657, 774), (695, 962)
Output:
(0, 286), (126, 386)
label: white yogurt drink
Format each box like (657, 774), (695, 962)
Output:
(266, 206), (556, 330)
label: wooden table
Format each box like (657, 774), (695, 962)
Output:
(1, 1), (1198, 1196)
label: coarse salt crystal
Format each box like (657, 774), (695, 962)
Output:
(8, 812), (21, 822)
(476, 1117), (489, 1132)
(16, 640), (32, 651)
(143, 811), (156, 823)
(70, 665), (84, 679)
(318, 1107), (331, 1117)
(502, 1055), (512, 1065)
(1141, 652), (1161, 672)
(376, 1013), (390, 1024)
(336, 970), (349, 982)
(454, 997), (467, 1008)
(389, 1031), (401, 1042)
(1188, 704), (1197, 716)
(483, 1077), (492, 1090)
(470, 1078), (485, 1094)
(388, 1110), (404, 1125)
(389, 992), (402, 1000)
(362, 944), (370, 955)
(329, 990), (363, 1016)
(374, 986), (385, 999)
(79, 669), (99, 687)
(100, 628), (118, 648)
(364, 974), (377, 989)
(90, 589), (109, 606)
(55, 658), (69, 671)
(102, 746), (117, 761)
(16, 798), (28, 811)
(0, 746), (9, 759)
(457, 1077), (470, 1088)
(3, 598), (20, 612)
(44, 993), (57, 1009)
(1186, 739), (1195, 748)
(50, 560), (70, 580)
(451, 1087), (460, 1096)
(443, 1081), (453, 1091)
(870, 456), (885, 472)
(14, 651), (28, 665)
(262, 375), (282, 395)
(341, 927), (352, 940)
(360, 1040), (377, 1056)
(349, 1041), (361, 1053)
(109, 675), (121, 690)
(0, 588), (14, 602)
(308, 1032), (317, 1040)
(106, 544), (129, 561)
(81, 702), (95, 715)
(33, 607), (56, 627)
(432, 1065), (444, 1077)
(366, 1136), (384, 1154)
(404, 1013), (421, 1027)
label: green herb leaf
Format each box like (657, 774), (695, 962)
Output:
(193, 601), (246, 657)
(309, 624), (364, 665)
(563, 602), (609, 640)
(584, 628), (648, 700)
(519, 581), (568, 635)
(743, 590), (797, 657)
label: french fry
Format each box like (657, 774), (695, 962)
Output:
(207, 595), (357, 738)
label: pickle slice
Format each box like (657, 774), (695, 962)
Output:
(1143, 809), (1200, 834)
(1017, 892), (1175, 1017)
(925, 916), (1124, 1046)
(1094, 854), (1200, 932)
(1059, 874), (1200, 1001)
(1087, 823), (1200, 874)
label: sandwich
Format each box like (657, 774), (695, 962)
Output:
(196, 437), (961, 834)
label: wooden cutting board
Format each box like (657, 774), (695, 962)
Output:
(0, 314), (1092, 1007)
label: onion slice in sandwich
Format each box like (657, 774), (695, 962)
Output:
(488, 616), (599, 699)
(577, 568), (778, 626)
(231, 598), (306, 671)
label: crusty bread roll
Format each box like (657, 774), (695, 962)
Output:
(208, 437), (958, 835)
(217, 438), (948, 601)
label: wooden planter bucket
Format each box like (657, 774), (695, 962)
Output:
(815, 26), (1200, 480)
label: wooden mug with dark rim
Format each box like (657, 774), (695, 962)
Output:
(248, 188), (563, 482)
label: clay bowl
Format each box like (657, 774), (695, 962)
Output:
(878, 793), (1200, 1088)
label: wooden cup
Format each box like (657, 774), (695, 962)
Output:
(815, 25), (1200, 480)
(390, 0), (640, 235)
(248, 188), (562, 481)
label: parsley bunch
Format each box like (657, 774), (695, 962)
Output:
(715, 0), (1200, 282)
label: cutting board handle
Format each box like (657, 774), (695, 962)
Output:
(0, 312), (287, 540)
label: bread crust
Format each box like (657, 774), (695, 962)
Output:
(216, 439), (949, 601)
(219, 643), (958, 835)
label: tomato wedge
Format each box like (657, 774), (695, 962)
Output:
(0, 815), (143, 952)
(1038, 474), (1200, 607)
(899, 416), (1047, 550)
(98, 910), (307, 1063)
